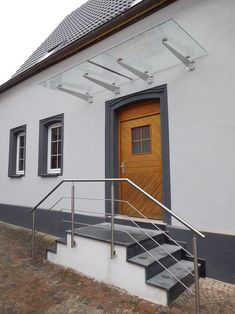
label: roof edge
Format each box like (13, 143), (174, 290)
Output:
(0, 0), (176, 94)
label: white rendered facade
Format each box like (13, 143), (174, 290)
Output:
(0, 0), (235, 237)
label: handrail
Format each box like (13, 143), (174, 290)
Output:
(31, 178), (205, 239)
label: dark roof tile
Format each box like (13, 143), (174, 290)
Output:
(13, 0), (138, 77)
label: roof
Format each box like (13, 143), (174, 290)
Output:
(0, 0), (175, 94)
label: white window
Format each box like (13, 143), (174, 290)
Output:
(47, 123), (62, 174)
(16, 132), (26, 175)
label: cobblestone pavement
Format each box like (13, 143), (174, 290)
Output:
(0, 222), (235, 314)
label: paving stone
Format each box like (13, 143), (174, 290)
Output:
(136, 300), (160, 313)
(0, 221), (235, 314)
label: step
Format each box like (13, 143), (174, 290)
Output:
(48, 232), (170, 305)
(146, 259), (195, 303)
(107, 217), (166, 231)
(46, 238), (67, 255)
(73, 223), (163, 246)
(47, 224), (203, 306)
(128, 244), (181, 267)
(56, 237), (67, 245)
(47, 245), (57, 254)
(128, 243), (182, 279)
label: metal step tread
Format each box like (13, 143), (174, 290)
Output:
(128, 243), (181, 267)
(146, 260), (194, 290)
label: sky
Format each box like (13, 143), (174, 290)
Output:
(0, 0), (87, 85)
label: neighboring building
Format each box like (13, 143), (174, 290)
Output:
(0, 0), (235, 305)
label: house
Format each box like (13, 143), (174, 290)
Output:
(0, 0), (235, 307)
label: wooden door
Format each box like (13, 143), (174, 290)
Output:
(118, 100), (163, 220)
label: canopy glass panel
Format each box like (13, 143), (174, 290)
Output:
(40, 19), (207, 99)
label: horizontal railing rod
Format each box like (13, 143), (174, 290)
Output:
(30, 178), (205, 238)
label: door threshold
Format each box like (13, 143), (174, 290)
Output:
(113, 215), (166, 231)
(114, 215), (166, 226)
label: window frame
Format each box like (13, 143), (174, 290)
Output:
(131, 124), (152, 155)
(38, 114), (64, 177)
(47, 123), (62, 174)
(8, 124), (27, 178)
(16, 131), (26, 175)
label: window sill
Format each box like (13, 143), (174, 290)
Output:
(9, 174), (24, 178)
(39, 173), (61, 177)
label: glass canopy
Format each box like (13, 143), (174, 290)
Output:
(39, 19), (207, 102)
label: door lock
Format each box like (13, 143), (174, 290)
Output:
(120, 161), (125, 174)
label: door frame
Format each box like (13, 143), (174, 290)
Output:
(105, 84), (171, 224)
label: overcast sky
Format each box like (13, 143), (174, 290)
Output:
(0, 0), (87, 85)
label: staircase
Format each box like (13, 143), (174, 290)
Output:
(47, 222), (205, 305)
(31, 178), (205, 310)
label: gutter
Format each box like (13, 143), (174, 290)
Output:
(0, 0), (176, 94)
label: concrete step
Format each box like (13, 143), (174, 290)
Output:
(47, 232), (169, 305)
(47, 223), (204, 305)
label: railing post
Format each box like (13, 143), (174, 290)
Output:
(71, 182), (75, 248)
(110, 181), (116, 258)
(193, 233), (200, 314)
(31, 210), (35, 257)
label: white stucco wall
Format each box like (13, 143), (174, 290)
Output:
(48, 233), (168, 305)
(0, 0), (235, 234)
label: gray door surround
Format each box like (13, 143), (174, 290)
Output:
(105, 84), (171, 224)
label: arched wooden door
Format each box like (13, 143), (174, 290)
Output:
(118, 100), (163, 220)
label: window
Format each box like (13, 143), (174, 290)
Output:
(8, 125), (26, 177)
(38, 114), (64, 176)
(16, 132), (26, 175)
(47, 123), (62, 174)
(131, 125), (151, 154)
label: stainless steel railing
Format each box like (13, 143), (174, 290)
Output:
(31, 178), (205, 314)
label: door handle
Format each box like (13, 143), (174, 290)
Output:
(120, 161), (125, 174)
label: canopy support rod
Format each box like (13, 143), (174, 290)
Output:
(162, 38), (195, 72)
(83, 73), (120, 95)
(57, 85), (93, 103)
(87, 60), (133, 81)
(117, 58), (153, 85)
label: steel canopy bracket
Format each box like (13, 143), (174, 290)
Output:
(117, 58), (153, 85)
(83, 73), (120, 95)
(162, 38), (195, 72)
(57, 85), (94, 103)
